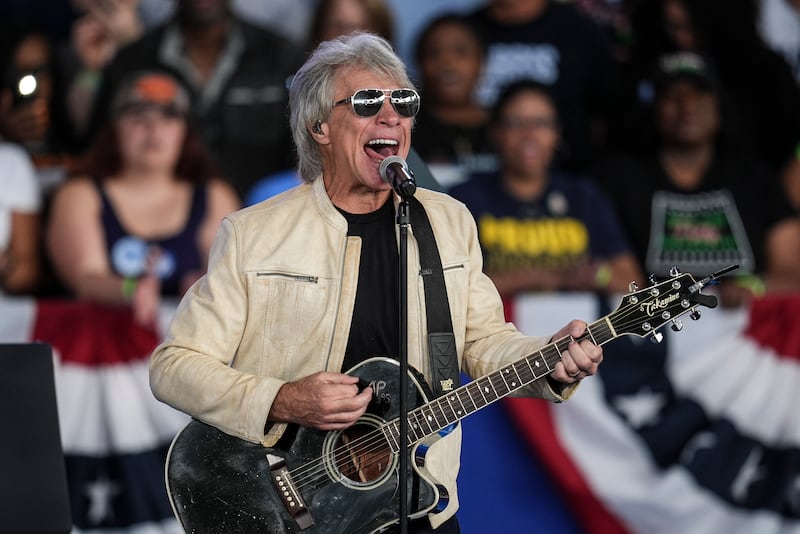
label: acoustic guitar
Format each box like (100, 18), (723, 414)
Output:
(165, 267), (733, 533)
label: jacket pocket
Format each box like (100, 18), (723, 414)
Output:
(254, 271), (331, 376)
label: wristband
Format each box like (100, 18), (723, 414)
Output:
(122, 276), (138, 302)
(594, 263), (612, 289)
(735, 274), (766, 297)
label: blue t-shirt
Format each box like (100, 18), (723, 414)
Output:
(449, 170), (631, 274)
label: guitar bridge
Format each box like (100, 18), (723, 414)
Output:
(267, 453), (315, 529)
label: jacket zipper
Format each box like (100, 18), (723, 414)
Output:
(255, 272), (319, 283)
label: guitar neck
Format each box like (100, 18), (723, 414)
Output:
(381, 316), (618, 453)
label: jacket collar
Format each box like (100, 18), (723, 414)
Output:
(310, 177), (348, 232)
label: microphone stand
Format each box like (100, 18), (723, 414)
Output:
(381, 155), (417, 534)
(393, 172), (416, 534)
(396, 196), (410, 534)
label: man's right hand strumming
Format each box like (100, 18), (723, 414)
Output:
(269, 371), (373, 431)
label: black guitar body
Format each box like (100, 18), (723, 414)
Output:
(166, 358), (442, 533)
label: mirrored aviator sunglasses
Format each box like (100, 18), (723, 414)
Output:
(334, 88), (420, 118)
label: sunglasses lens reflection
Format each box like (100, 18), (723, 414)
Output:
(351, 89), (419, 118)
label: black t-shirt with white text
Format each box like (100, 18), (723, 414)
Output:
(598, 154), (794, 277)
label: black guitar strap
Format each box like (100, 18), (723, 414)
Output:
(408, 196), (460, 398)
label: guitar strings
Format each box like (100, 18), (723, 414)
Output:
(287, 331), (598, 489)
(287, 339), (566, 489)
(285, 294), (681, 493)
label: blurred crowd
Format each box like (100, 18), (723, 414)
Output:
(1, 0), (799, 321)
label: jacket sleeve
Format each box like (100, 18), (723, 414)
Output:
(150, 217), (287, 444)
(456, 203), (578, 403)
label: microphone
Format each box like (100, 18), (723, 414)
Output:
(379, 155), (416, 199)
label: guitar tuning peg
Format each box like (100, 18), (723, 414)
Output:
(628, 281), (639, 292)
(650, 331), (664, 344)
(649, 274), (658, 285)
(669, 266), (682, 276)
(690, 309), (702, 321)
(671, 319), (683, 332)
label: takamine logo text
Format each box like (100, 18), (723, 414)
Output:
(640, 292), (680, 317)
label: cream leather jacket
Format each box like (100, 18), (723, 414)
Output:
(150, 178), (575, 527)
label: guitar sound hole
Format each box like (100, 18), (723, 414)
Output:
(333, 421), (393, 485)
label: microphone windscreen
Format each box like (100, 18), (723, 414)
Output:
(379, 155), (406, 184)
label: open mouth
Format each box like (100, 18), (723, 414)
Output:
(364, 138), (399, 160)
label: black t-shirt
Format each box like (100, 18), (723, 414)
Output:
(597, 153), (794, 277)
(411, 105), (496, 175)
(339, 198), (400, 372)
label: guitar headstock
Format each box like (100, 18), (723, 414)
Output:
(608, 265), (738, 341)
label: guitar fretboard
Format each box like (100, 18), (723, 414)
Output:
(380, 317), (617, 452)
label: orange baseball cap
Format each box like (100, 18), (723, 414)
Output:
(111, 71), (190, 117)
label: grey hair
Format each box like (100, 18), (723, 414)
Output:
(289, 32), (417, 183)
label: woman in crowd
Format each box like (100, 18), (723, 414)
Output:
(0, 27), (59, 157)
(47, 70), (239, 325)
(450, 79), (644, 297)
